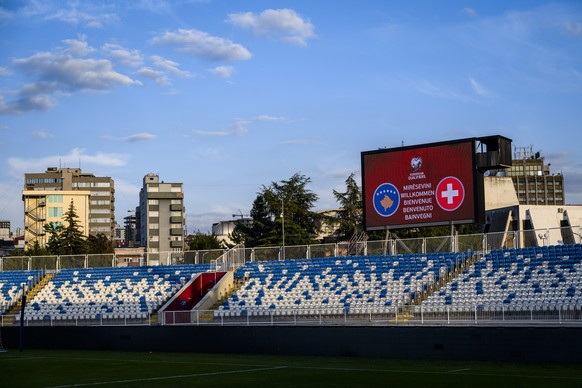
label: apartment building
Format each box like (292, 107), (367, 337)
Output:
(23, 168), (115, 249)
(22, 190), (90, 249)
(139, 173), (185, 255)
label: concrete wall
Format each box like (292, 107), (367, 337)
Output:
(485, 176), (582, 245)
(484, 177), (519, 210)
(2, 325), (581, 364)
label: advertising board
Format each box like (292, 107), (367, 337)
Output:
(362, 139), (481, 230)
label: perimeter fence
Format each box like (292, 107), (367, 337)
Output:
(2, 225), (581, 272)
(3, 305), (581, 328)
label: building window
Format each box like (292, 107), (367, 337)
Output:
(90, 208), (110, 214)
(90, 200), (110, 205)
(170, 187), (181, 192)
(149, 224), (159, 229)
(171, 199), (181, 205)
(48, 207), (63, 218)
(148, 199), (159, 205)
(48, 194), (63, 203)
(90, 218), (111, 223)
(149, 211), (159, 217)
(171, 211), (182, 217)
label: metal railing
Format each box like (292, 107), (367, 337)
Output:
(0, 313), (154, 327)
(161, 305), (582, 327)
(1, 225), (581, 272)
(5, 305), (577, 328)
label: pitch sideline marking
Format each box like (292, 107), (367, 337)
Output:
(10, 355), (582, 383)
(46, 366), (288, 387)
(288, 365), (582, 381)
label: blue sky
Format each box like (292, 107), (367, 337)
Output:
(1, 0), (581, 234)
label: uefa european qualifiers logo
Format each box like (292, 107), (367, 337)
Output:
(435, 176), (465, 211)
(411, 157), (422, 171)
(373, 183), (400, 217)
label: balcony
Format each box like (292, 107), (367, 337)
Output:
(170, 228), (183, 236)
(170, 240), (183, 249)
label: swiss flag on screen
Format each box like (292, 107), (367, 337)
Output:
(435, 176), (465, 211)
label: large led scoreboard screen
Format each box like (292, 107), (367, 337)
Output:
(361, 139), (481, 230)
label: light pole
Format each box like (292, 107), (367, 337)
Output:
(281, 198), (285, 260)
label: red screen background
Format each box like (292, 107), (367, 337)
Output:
(362, 141), (476, 230)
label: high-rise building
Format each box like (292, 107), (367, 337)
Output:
(502, 147), (565, 206)
(23, 167), (115, 249)
(0, 220), (10, 241)
(139, 173), (185, 255)
(123, 208), (139, 248)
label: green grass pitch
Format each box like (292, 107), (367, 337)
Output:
(1, 349), (581, 387)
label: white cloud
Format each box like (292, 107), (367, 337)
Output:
(0, 7), (13, 20)
(0, 94), (55, 115)
(4, 1), (119, 28)
(255, 115), (285, 122)
(469, 77), (491, 97)
(195, 115), (287, 137)
(150, 55), (191, 78)
(102, 43), (144, 67)
(62, 36), (95, 56)
(14, 53), (137, 92)
(32, 130), (54, 139)
(195, 119), (249, 137)
(282, 138), (325, 146)
(8, 148), (126, 178)
(48, 9), (118, 28)
(101, 132), (158, 142)
(417, 80), (470, 101)
(135, 67), (171, 86)
(0, 37), (140, 115)
(195, 129), (233, 137)
(124, 133), (157, 142)
(150, 29), (252, 61)
(227, 8), (316, 46)
(0, 67), (12, 76)
(209, 65), (234, 79)
(564, 21), (582, 36)
(461, 8), (478, 17)
(135, 55), (191, 87)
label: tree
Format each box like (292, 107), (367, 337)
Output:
(232, 173), (320, 247)
(186, 231), (225, 251)
(86, 233), (114, 254)
(332, 172), (363, 241)
(44, 221), (64, 254)
(25, 240), (51, 257)
(58, 200), (87, 255)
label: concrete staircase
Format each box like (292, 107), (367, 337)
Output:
(392, 253), (483, 323)
(2, 273), (54, 325)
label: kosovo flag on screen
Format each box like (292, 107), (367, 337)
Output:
(373, 183), (400, 217)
